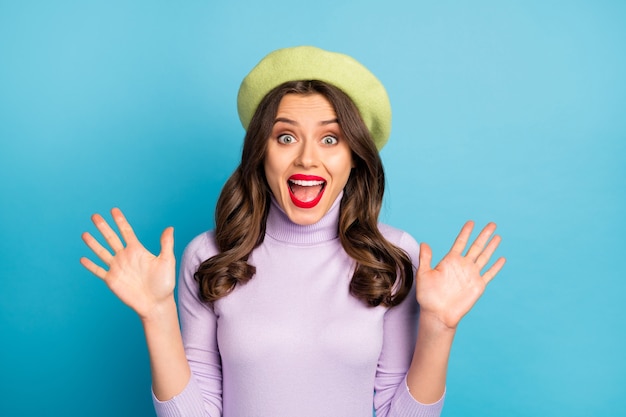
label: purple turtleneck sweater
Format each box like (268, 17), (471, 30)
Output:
(153, 195), (445, 417)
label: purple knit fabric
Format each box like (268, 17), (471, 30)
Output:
(153, 195), (444, 417)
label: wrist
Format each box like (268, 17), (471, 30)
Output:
(418, 310), (458, 339)
(140, 296), (178, 326)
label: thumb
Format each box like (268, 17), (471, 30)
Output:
(418, 242), (433, 276)
(159, 226), (175, 259)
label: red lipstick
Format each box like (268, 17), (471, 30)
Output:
(287, 174), (326, 209)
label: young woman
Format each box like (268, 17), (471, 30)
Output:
(80, 46), (505, 417)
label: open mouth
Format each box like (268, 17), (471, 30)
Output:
(288, 174), (326, 209)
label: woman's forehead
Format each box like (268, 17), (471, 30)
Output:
(274, 94), (338, 123)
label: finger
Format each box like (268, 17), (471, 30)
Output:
(466, 222), (497, 262)
(482, 257), (506, 284)
(159, 227), (174, 259)
(449, 220), (475, 255)
(417, 242), (433, 276)
(81, 231), (114, 266)
(79, 256), (108, 280)
(476, 234), (502, 270)
(111, 208), (139, 245)
(92, 213), (125, 252)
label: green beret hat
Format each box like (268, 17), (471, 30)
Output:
(237, 46), (392, 150)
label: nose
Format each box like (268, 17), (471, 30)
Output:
(294, 138), (319, 168)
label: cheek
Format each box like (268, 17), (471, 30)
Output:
(329, 155), (354, 185)
(263, 162), (276, 188)
(263, 156), (286, 194)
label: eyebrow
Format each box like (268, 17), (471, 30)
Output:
(273, 117), (339, 126)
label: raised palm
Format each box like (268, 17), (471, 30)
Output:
(416, 221), (505, 330)
(80, 208), (176, 319)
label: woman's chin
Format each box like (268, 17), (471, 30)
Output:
(284, 207), (325, 226)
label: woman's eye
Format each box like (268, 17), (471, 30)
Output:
(321, 136), (338, 145)
(277, 134), (296, 144)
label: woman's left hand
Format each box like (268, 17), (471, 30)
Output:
(416, 221), (506, 330)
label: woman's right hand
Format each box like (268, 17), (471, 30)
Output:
(80, 208), (176, 320)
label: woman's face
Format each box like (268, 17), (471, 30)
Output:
(264, 93), (354, 226)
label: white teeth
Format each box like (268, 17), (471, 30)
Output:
(289, 179), (325, 186)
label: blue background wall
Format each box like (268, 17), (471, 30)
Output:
(1, 1), (624, 416)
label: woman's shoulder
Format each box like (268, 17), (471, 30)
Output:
(180, 229), (219, 267)
(378, 223), (420, 262)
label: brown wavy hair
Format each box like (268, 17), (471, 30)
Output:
(194, 80), (414, 307)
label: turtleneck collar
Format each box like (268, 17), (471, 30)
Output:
(265, 191), (343, 245)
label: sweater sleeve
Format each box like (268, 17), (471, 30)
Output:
(373, 229), (445, 417)
(152, 232), (223, 417)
